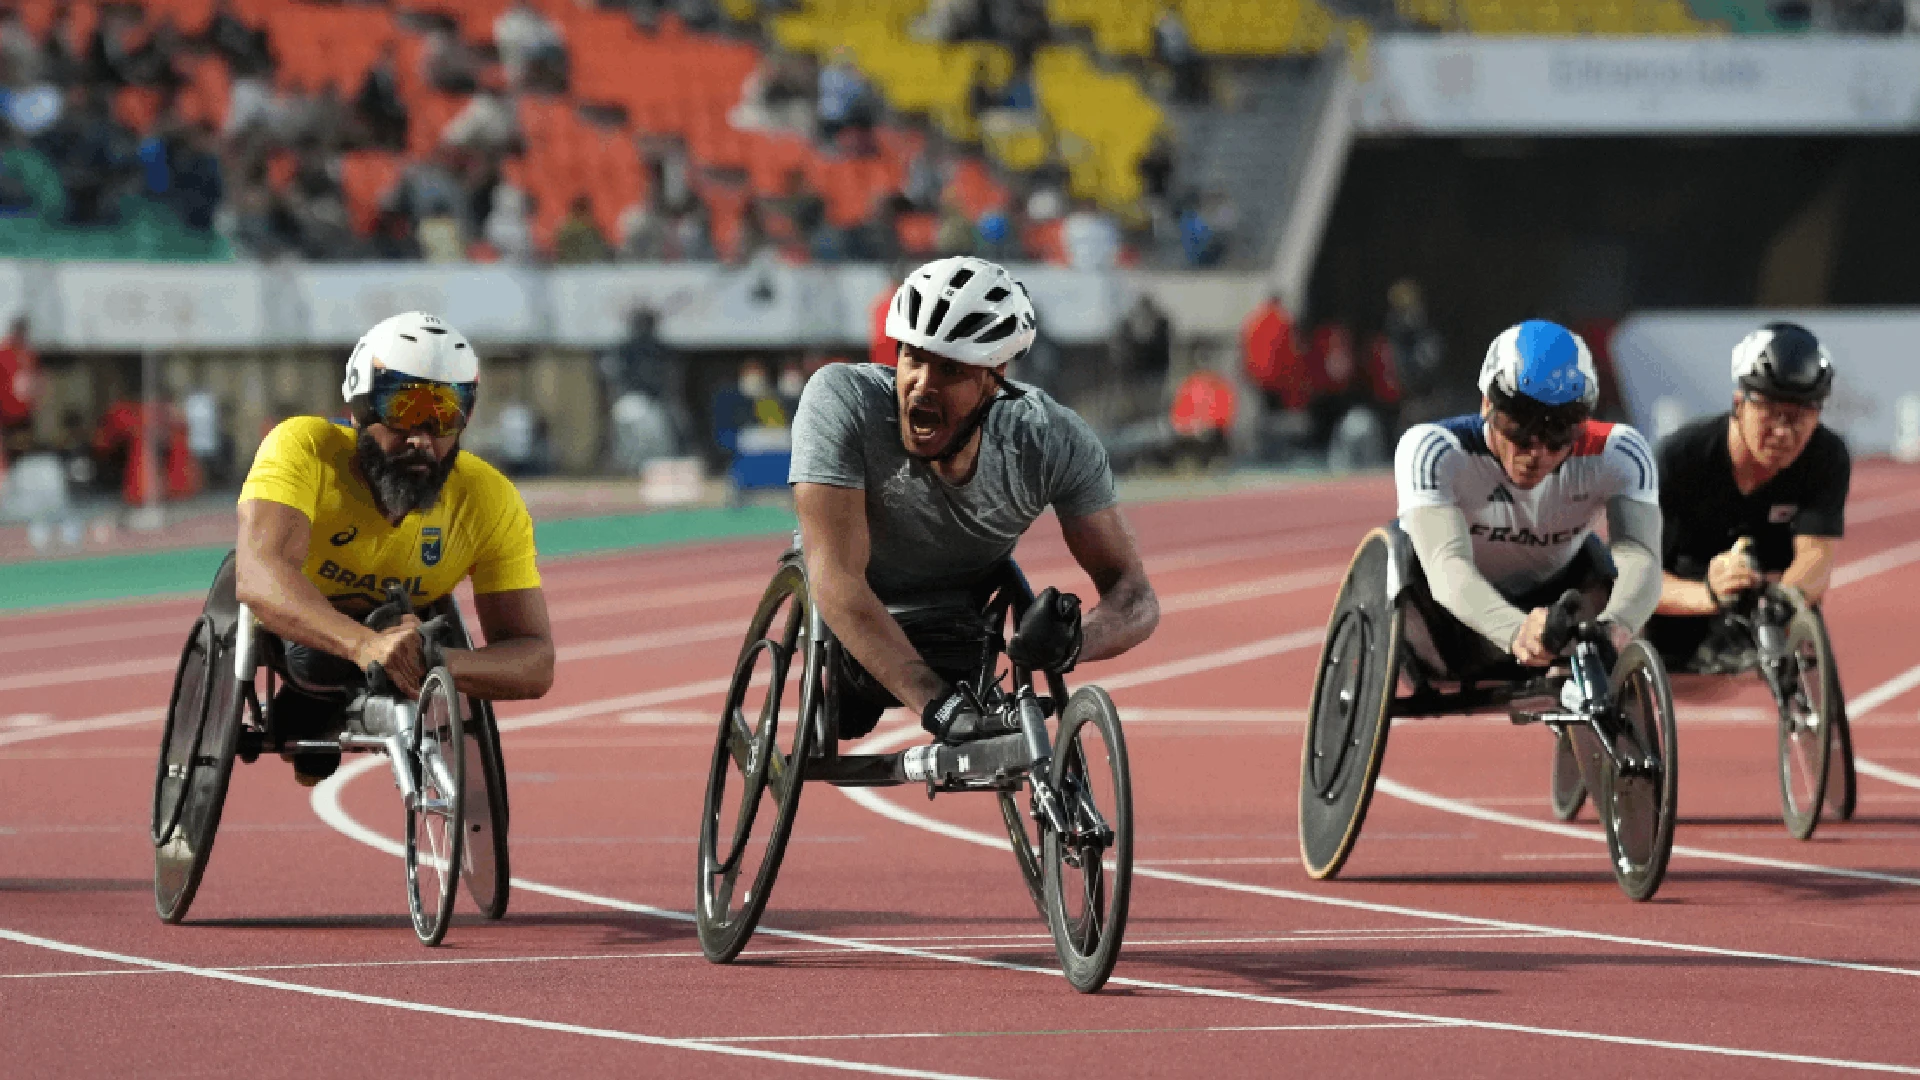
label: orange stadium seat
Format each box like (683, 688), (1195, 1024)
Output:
(341, 151), (405, 235)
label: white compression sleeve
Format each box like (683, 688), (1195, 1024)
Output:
(1601, 496), (1663, 633)
(1400, 505), (1529, 651)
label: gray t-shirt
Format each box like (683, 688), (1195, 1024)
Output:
(789, 363), (1117, 601)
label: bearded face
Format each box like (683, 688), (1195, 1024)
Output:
(356, 428), (459, 517)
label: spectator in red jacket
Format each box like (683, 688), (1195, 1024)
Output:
(0, 318), (41, 471)
(1241, 294), (1304, 410)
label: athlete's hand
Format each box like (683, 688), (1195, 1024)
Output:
(1008, 587), (1084, 675)
(356, 615), (426, 696)
(1707, 539), (1762, 605)
(1510, 607), (1556, 668)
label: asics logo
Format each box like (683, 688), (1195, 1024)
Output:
(330, 526), (359, 546)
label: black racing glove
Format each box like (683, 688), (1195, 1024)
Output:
(1007, 587), (1083, 675)
(922, 684), (993, 744)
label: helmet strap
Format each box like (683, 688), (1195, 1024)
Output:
(926, 374), (1024, 465)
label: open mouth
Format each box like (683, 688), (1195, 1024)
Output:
(906, 403), (944, 442)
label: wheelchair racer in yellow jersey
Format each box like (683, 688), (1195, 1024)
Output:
(235, 311), (555, 784)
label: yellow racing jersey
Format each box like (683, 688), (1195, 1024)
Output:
(239, 416), (542, 612)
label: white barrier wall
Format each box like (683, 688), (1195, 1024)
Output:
(1609, 310), (1920, 455)
(1355, 37), (1920, 135)
(0, 259), (1268, 350)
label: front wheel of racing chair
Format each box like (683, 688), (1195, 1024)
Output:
(153, 553), (251, 923)
(695, 551), (818, 963)
(1764, 592), (1841, 840)
(428, 597), (513, 919)
(404, 666), (466, 946)
(1042, 686), (1133, 993)
(1299, 528), (1405, 880)
(1593, 639), (1679, 901)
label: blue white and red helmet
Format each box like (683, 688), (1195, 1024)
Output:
(1477, 320), (1599, 412)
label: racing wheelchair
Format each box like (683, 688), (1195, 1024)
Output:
(1299, 527), (1679, 901)
(1635, 582), (1854, 841)
(151, 554), (512, 946)
(694, 548), (1132, 993)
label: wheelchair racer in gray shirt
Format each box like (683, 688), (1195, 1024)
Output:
(787, 256), (1161, 743)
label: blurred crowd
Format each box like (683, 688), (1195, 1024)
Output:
(0, 0), (1240, 267)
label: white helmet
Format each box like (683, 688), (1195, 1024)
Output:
(341, 311), (479, 404)
(884, 256), (1037, 368)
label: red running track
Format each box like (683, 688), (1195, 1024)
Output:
(5, 467), (1920, 1078)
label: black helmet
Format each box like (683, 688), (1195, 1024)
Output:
(1731, 322), (1832, 406)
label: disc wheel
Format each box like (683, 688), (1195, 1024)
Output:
(1774, 603), (1837, 840)
(1298, 530), (1402, 879)
(1042, 686), (1132, 994)
(154, 619), (245, 923)
(406, 669), (466, 946)
(1549, 725), (1587, 821)
(460, 697), (511, 919)
(696, 557), (816, 963)
(1598, 640), (1678, 902)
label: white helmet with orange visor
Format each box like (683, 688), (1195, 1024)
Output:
(341, 312), (480, 438)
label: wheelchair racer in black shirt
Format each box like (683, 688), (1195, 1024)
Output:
(1645, 322), (1850, 673)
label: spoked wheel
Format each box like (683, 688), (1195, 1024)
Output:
(999, 791), (1045, 918)
(461, 697), (511, 919)
(1774, 603), (1838, 840)
(154, 617), (245, 923)
(1298, 530), (1402, 879)
(406, 669), (466, 946)
(1549, 725), (1587, 821)
(1041, 686), (1132, 994)
(1597, 641), (1678, 902)
(696, 556), (816, 963)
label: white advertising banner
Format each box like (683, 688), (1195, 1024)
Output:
(1609, 310), (1920, 455)
(295, 264), (542, 344)
(1357, 37), (1920, 135)
(56, 263), (269, 348)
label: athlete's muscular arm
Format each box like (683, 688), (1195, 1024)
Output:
(1400, 505), (1532, 658)
(236, 498), (424, 690)
(795, 482), (947, 714)
(449, 588), (554, 700)
(1781, 535), (1839, 605)
(1059, 507), (1158, 663)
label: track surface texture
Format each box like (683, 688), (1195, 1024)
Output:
(6, 467), (1920, 1078)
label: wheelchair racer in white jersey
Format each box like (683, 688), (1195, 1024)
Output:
(1392, 320), (1664, 670)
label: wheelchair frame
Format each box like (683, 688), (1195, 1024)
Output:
(151, 553), (513, 945)
(695, 549), (1133, 993)
(1299, 526), (1680, 901)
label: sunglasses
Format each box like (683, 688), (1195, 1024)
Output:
(1489, 407), (1582, 452)
(366, 371), (476, 437)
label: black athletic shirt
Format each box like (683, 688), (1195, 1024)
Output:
(1656, 412), (1850, 579)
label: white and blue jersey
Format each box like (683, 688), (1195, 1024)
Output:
(1394, 414), (1659, 596)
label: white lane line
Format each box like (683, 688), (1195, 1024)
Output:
(1832, 539), (1920, 588)
(1374, 778), (1920, 888)
(0, 560), (1344, 696)
(1378, 657), (1920, 890)
(0, 709), (158, 748)
(0, 928), (993, 1080)
(843, 723), (1920, 981)
(692, 1022), (1448, 1044)
(1844, 659), (1920, 793)
(310, 762), (1920, 1074)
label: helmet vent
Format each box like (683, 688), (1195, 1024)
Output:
(905, 286), (923, 327)
(423, 326), (448, 335)
(945, 311), (991, 342)
(399, 333), (418, 342)
(926, 297), (951, 338)
(983, 286), (1009, 303)
(454, 342), (468, 349)
(975, 315), (1019, 345)
(948, 267), (974, 290)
